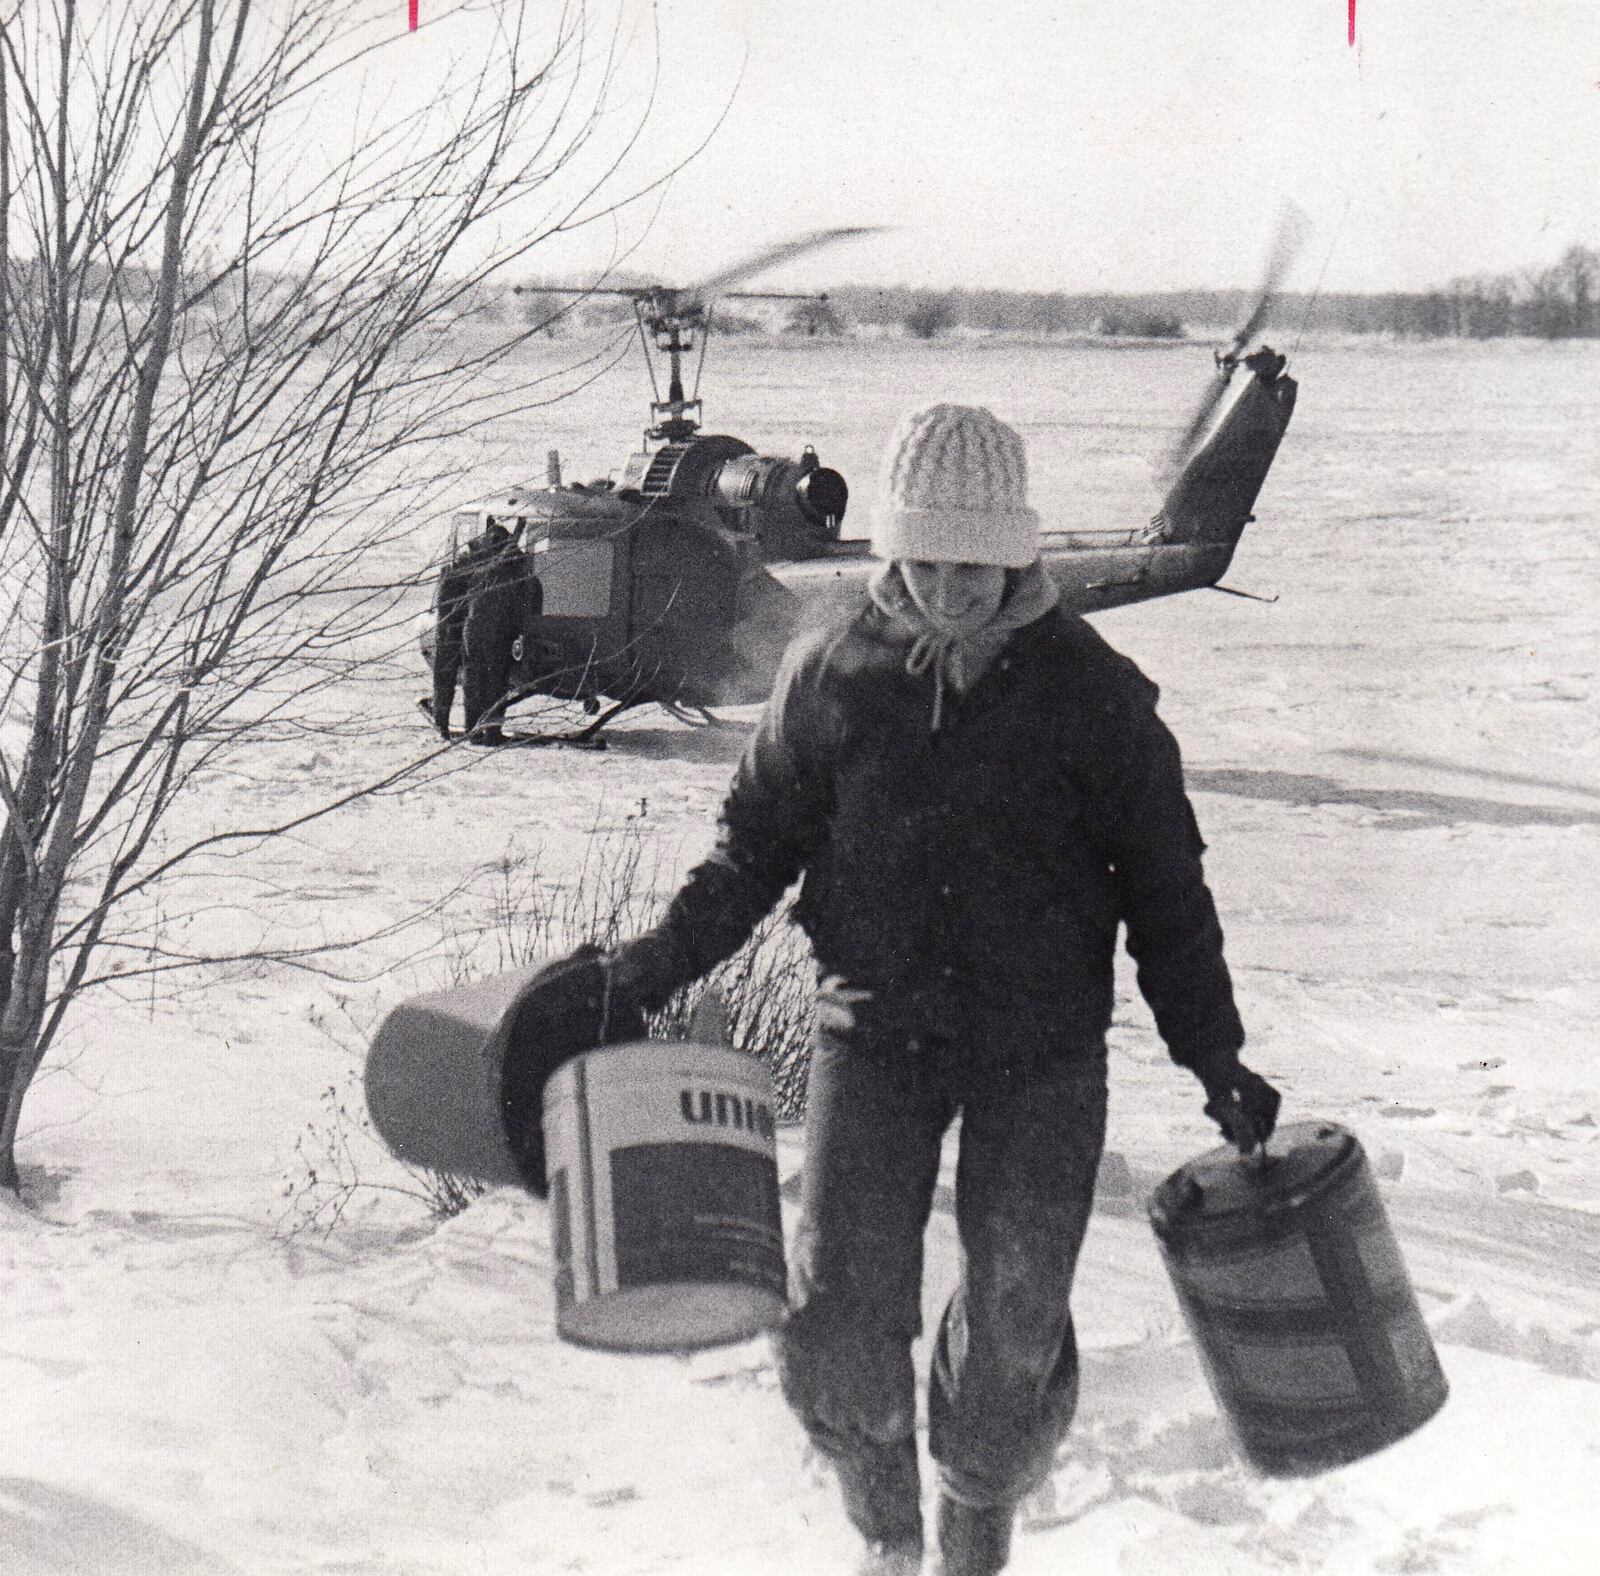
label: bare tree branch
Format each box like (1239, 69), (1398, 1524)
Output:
(0, 0), (677, 1191)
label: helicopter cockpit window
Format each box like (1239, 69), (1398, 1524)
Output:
(533, 538), (612, 618)
(448, 508), (481, 559)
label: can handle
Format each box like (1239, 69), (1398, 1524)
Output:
(1235, 1134), (1272, 1173)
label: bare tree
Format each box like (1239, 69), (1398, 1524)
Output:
(1447, 273), (1514, 339)
(1551, 244), (1598, 339)
(0, 0), (664, 1192)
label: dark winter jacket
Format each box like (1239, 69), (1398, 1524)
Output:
(435, 527), (527, 655)
(623, 602), (1245, 1079)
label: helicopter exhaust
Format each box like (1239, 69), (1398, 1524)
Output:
(712, 451), (848, 536)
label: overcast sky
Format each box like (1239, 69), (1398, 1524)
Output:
(388, 0), (1599, 296)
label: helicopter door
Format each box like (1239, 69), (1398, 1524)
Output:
(532, 537), (613, 618)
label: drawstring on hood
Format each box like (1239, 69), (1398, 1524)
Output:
(868, 559), (1060, 730)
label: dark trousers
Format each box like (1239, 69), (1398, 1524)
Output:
(432, 633), (463, 733)
(462, 620), (515, 735)
(774, 1018), (1107, 1513)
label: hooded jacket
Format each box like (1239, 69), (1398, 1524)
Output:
(622, 601), (1245, 1080)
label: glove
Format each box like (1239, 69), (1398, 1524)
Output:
(499, 944), (649, 1196)
(601, 932), (685, 1017)
(1199, 1061), (1282, 1150)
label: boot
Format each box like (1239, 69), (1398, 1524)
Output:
(856, 1536), (922, 1576)
(832, 1438), (923, 1567)
(935, 1493), (1015, 1576)
(416, 696), (451, 741)
(464, 709), (506, 746)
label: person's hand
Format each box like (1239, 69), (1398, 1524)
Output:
(499, 944), (650, 1196)
(505, 944), (644, 1064)
(1200, 1062), (1282, 1149)
(555, 943), (642, 1044)
(601, 935), (680, 1017)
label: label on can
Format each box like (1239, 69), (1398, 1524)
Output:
(609, 1142), (785, 1296)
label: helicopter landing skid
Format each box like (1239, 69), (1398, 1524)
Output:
(466, 694), (728, 749)
(565, 694), (720, 738)
(484, 697), (636, 748)
(565, 694), (645, 742)
(659, 700), (720, 727)
(488, 728), (610, 751)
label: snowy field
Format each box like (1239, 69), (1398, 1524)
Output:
(3, 334), (1598, 1575)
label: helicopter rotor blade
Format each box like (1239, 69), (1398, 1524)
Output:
(1225, 199), (1309, 360)
(679, 226), (886, 313)
(1168, 201), (1309, 470)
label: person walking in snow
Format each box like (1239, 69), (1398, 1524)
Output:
(592, 403), (1281, 1575)
(423, 519), (533, 745)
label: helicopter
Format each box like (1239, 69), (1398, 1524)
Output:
(421, 222), (1300, 738)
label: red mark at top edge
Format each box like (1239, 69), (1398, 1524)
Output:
(1348, 1), (1357, 48)
(409, 1), (418, 32)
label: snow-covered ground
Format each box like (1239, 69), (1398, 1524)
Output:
(3, 336), (1597, 1574)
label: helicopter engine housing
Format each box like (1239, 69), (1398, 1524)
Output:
(618, 435), (847, 561)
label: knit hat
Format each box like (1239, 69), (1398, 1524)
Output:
(869, 403), (1041, 568)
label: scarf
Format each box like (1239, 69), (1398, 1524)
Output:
(867, 558), (1060, 730)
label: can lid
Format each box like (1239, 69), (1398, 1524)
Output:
(547, 1039), (770, 1093)
(1148, 1119), (1359, 1231)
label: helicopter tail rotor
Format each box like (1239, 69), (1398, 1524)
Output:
(1168, 202), (1309, 473)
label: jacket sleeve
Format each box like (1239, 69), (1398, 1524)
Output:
(1079, 667), (1245, 1079)
(610, 635), (836, 1010)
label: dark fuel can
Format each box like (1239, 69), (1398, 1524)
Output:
(1148, 1119), (1447, 1476)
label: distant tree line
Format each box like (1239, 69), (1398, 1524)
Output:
(1437, 244), (1597, 339)
(824, 245), (1600, 341)
(39, 246), (1580, 344)
(28, 246), (1596, 343)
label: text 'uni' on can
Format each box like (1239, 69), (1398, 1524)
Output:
(1148, 1119), (1448, 1477)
